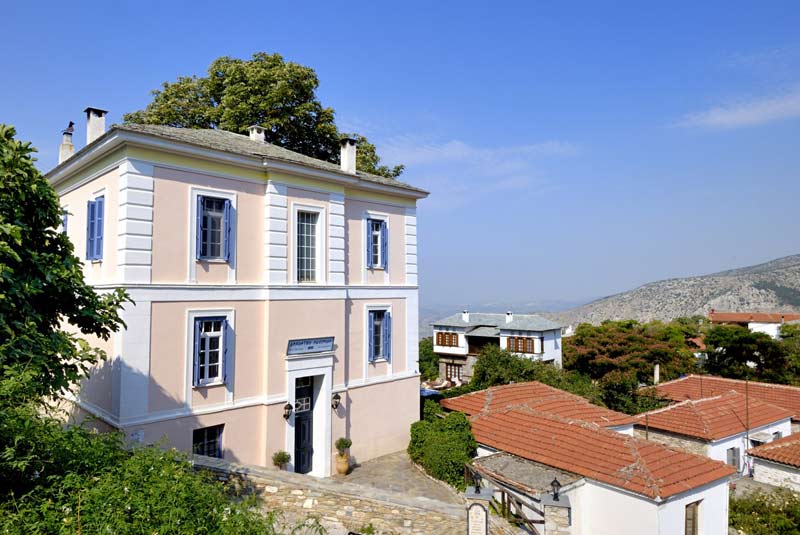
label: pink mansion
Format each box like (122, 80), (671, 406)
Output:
(49, 108), (427, 477)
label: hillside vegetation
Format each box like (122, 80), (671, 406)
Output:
(550, 254), (800, 325)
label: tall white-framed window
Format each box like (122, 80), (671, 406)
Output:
(292, 204), (326, 284)
(86, 195), (104, 260)
(193, 316), (227, 386)
(197, 196), (231, 261)
(367, 307), (392, 363)
(364, 213), (388, 271)
(189, 187), (236, 282)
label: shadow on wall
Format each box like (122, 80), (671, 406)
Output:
(63, 358), (243, 465)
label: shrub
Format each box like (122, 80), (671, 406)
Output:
(335, 437), (352, 456)
(407, 411), (476, 490)
(272, 450), (291, 468)
(730, 489), (800, 535)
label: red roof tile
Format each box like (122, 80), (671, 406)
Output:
(635, 391), (793, 441)
(469, 407), (735, 500)
(649, 375), (800, 422)
(749, 434), (800, 468)
(440, 381), (635, 428)
(708, 311), (800, 324)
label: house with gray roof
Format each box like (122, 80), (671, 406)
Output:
(430, 311), (563, 382)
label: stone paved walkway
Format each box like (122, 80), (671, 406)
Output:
(729, 475), (781, 498)
(334, 451), (463, 505)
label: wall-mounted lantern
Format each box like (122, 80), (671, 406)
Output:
(550, 478), (562, 501)
(331, 392), (341, 410)
(283, 403), (293, 420)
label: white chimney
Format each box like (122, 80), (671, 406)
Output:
(84, 107), (108, 145)
(58, 123), (75, 164)
(462, 310), (469, 322)
(248, 125), (266, 143)
(506, 311), (513, 324)
(654, 363), (661, 385)
(340, 137), (357, 174)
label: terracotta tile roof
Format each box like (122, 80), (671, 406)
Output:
(469, 406), (735, 500)
(749, 434), (800, 468)
(649, 375), (800, 422)
(440, 381), (635, 428)
(688, 337), (706, 351)
(708, 311), (800, 324)
(635, 391), (793, 441)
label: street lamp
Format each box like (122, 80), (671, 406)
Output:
(331, 392), (341, 410)
(283, 403), (293, 420)
(550, 478), (562, 501)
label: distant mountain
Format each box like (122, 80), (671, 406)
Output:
(548, 254), (800, 326)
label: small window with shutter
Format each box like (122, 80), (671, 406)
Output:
(86, 196), (104, 260)
(196, 196), (232, 262)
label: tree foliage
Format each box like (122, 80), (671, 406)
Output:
(124, 52), (403, 178)
(418, 337), (439, 381)
(0, 125), (128, 402)
(705, 324), (791, 384)
(563, 319), (700, 385)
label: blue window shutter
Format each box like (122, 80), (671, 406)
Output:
(222, 318), (230, 383)
(380, 220), (388, 268)
(196, 196), (204, 260)
(368, 311), (375, 362)
(366, 220), (374, 269)
(94, 196), (104, 259)
(223, 199), (232, 262)
(86, 200), (96, 260)
(384, 312), (392, 361)
(193, 319), (201, 386)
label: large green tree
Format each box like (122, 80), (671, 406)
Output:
(124, 52), (403, 178)
(563, 319), (699, 385)
(705, 324), (790, 384)
(0, 125), (128, 402)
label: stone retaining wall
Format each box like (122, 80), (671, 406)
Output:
(195, 455), (467, 534)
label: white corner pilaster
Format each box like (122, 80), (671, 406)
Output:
(329, 193), (346, 285)
(117, 299), (152, 424)
(406, 290), (419, 374)
(117, 159), (154, 283)
(266, 181), (288, 284)
(404, 207), (418, 286)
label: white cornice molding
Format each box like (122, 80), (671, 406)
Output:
(47, 130), (427, 200)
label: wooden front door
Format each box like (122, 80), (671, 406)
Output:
(294, 377), (315, 474)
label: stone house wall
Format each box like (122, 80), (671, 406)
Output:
(753, 459), (800, 492)
(633, 428), (708, 456)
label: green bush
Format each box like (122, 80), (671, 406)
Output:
(730, 489), (800, 534)
(272, 450), (291, 467)
(335, 437), (352, 455)
(407, 411), (476, 490)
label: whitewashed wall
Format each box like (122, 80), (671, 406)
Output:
(753, 458), (800, 492)
(708, 419), (792, 474)
(431, 327), (467, 355)
(749, 322), (782, 339)
(656, 480), (729, 535)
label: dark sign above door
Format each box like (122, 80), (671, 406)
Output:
(287, 337), (335, 356)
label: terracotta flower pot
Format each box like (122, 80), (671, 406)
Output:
(335, 453), (350, 475)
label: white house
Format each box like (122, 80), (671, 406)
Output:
(430, 311), (563, 382)
(749, 434), (800, 492)
(443, 383), (735, 535)
(635, 390), (793, 474)
(708, 310), (800, 339)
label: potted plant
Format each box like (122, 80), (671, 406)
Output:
(335, 437), (352, 475)
(272, 450), (291, 470)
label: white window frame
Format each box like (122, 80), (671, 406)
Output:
(291, 203), (326, 285)
(194, 316), (226, 387)
(362, 211), (389, 283)
(364, 303), (393, 375)
(189, 187), (237, 283)
(198, 196), (228, 261)
(86, 189), (106, 263)
(185, 309), (235, 407)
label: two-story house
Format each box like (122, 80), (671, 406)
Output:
(48, 108), (427, 477)
(430, 311), (563, 382)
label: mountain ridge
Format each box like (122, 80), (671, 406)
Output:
(547, 254), (800, 326)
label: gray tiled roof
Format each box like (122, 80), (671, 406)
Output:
(431, 312), (562, 332)
(58, 123), (426, 195)
(466, 326), (501, 337)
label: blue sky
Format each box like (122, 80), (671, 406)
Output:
(2, 1), (799, 310)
